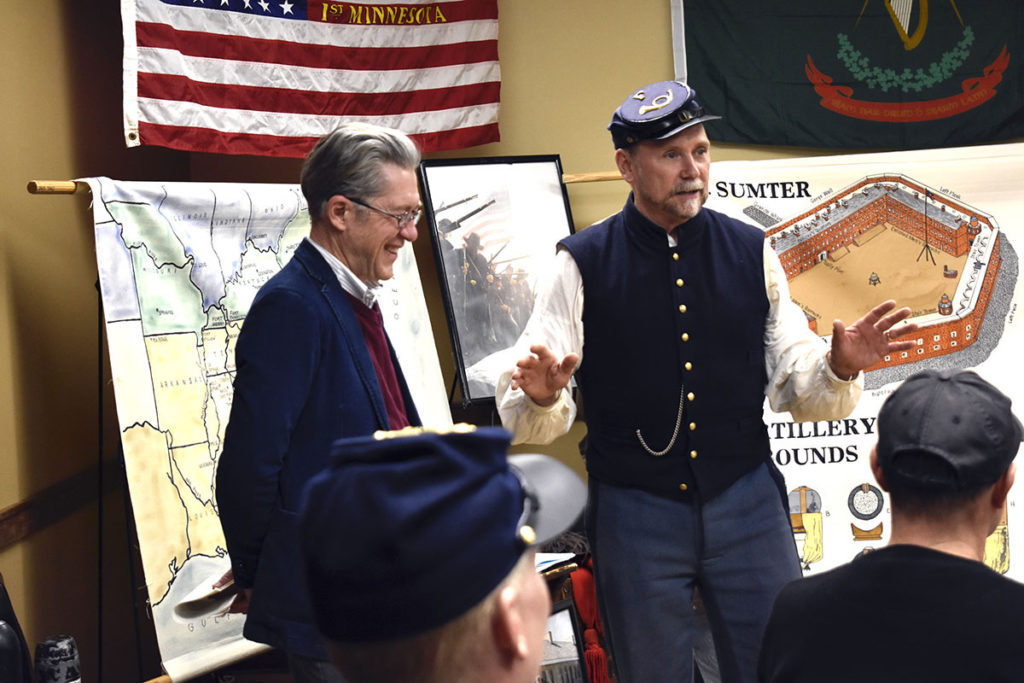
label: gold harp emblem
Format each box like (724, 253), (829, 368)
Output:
(882, 0), (928, 50)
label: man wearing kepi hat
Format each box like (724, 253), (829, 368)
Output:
(759, 369), (1024, 682)
(496, 79), (918, 682)
(298, 425), (586, 683)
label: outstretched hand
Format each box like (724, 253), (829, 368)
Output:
(510, 344), (579, 407)
(829, 300), (918, 380)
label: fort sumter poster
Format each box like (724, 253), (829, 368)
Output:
(705, 142), (1024, 578)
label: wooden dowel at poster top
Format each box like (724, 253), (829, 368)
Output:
(30, 175), (622, 190)
(26, 180), (82, 194)
(561, 171), (622, 184)
(143, 675), (171, 683)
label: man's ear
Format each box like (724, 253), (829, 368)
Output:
(325, 195), (352, 232)
(991, 462), (1016, 509)
(869, 446), (889, 492)
(614, 148), (634, 184)
(492, 585), (529, 662)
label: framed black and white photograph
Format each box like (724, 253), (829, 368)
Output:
(418, 155), (576, 404)
(540, 599), (587, 683)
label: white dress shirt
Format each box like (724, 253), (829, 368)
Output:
(496, 235), (863, 445)
(307, 236), (381, 308)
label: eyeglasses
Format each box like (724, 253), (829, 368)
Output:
(349, 197), (422, 228)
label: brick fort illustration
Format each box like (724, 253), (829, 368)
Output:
(764, 174), (1012, 373)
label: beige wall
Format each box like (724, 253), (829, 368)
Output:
(0, 0), (856, 679)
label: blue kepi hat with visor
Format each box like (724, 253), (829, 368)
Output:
(608, 80), (721, 149)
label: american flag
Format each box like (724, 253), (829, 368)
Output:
(121, 0), (500, 157)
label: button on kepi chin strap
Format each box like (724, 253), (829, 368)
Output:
(511, 465), (540, 547)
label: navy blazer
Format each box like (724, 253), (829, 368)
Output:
(216, 239), (420, 659)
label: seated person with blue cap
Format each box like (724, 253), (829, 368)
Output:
(759, 369), (1024, 682)
(298, 425), (587, 683)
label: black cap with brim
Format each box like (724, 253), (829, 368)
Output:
(877, 369), (1023, 492)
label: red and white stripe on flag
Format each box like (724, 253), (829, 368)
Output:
(121, 0), (500, 157)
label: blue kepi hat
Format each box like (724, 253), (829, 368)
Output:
(298, 425), (586, 642)
(608, 79), (721, 149)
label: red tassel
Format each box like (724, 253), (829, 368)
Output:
(571, 562), (602, 636)
(583, 629), (610, 683)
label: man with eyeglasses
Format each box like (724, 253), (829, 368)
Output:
(497, 80), (918, 683)
(216, 122), (424, 682)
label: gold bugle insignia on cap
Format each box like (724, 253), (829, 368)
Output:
(373, 423), (477, 440)
(638, 88), (674, 116)
(518, 525), (537, 545)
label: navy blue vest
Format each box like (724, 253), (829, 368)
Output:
(561, 199), (771, 501)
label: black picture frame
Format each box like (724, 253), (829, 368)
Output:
(418, 155), (576, 404)
(540, 598), (588, 683)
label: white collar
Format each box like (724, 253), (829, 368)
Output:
(306, 237), (381, 308)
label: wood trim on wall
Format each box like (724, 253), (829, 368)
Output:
(0, 459), (122, 552)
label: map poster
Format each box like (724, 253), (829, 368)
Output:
(84, 178), (451, 681)
(704, 142), (1024, 579)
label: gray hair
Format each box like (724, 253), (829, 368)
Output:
(301, 122), (421, 223)
(325, 550), (538, 683)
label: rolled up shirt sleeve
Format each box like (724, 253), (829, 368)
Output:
(763, 242), (863, 422)
(496, 248), (582, 444)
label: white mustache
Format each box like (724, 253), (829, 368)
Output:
(673, 184), (705, 195)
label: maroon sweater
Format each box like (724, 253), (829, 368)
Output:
(347, 292), (410, 430)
